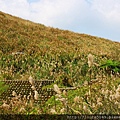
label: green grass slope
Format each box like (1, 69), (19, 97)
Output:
(0, 11), (120, 80)
(0, 11), (120, 115)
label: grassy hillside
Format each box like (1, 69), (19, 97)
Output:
(0, 11), (120, 56)
(0, 11), (120, 80)
(0, 11), (120, 115)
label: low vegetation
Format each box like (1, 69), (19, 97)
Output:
(0, 11), (120, 115)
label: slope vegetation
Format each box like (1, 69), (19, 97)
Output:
(0, 11), (120, 57)
(0, 11), (120, 115)
(0, 11), (120, 80)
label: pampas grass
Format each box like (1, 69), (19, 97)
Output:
(88, 54), (94, 67)
(53, 84), (61, 94)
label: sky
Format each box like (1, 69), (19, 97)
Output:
(0, 0), (120, 42)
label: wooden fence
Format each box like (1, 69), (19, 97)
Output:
(0, 80), (55, 104)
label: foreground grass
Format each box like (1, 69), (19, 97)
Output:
(0, 54), (120, 114)
(0, 77), (120, 114)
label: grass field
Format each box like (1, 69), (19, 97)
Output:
(0, 11), (120, 115)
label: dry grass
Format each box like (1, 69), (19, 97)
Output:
(1, 77), (119, 114)
(0, 11), (120, 115)
(0, 11), (120, 58)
